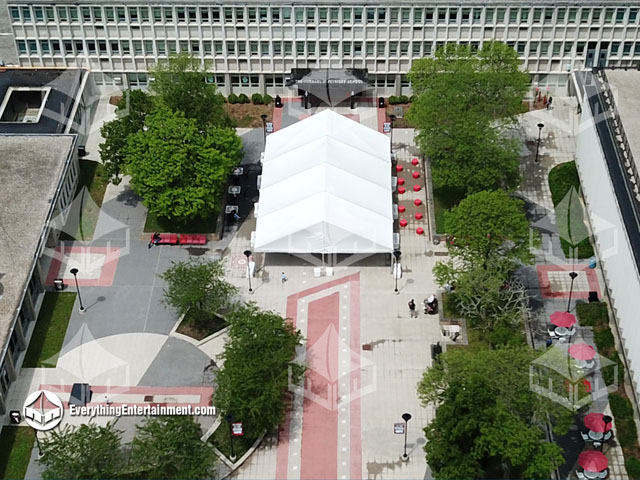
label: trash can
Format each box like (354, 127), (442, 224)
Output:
(53, 278), (65, 291)
(589, 258), (597, 269)
(378, 97), (385, 108)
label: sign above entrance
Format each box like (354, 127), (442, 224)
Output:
(289, 69), (369, 107)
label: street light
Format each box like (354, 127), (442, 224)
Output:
(225, 413), (236, 461)
(567, 271), (579, 312)
(393, 250), (401, 294)
(69, 268), (85, 313)
(401, 412), (412, 460)
(534, 122), (544, 163)
(243, 249), (253, 293)
(260, 114), (268, 150)
(35, 432), (44, 457)
(389, 114), (397, 154)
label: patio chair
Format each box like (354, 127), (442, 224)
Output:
(580, 431), (590, 441)
(576, 469), (586, 479)
(566, 326), (576, 336)
(548, 328), (557, 337)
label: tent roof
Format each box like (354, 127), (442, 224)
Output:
(254, 110), (393, 254)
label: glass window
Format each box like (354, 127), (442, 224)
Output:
(592, 9), (601, 22)
(177, 7), (186, 22)
(133, 40), (143, 55)
(75, 40), (84, 53)
(354, 8), (363, 23)
(623, 42), (632, 56)
(533, 8), (542, 23)
(69, 7), (78, 22)
(284, 41), (292, 56)
(188, 7), (196, 21)
(343, 42), (351, 56)
(41, 40), (51, 54)
(521, 9), (529, 22)
(153, 7), (162, 22)
(259, 7), (268, 22)
(17, 40), (27, 54)
(604, 8), (614, 23)
(557, 8), (566, 22)
(146, 40), (155, 54)
(320, 41), (328, 55)
(164, 8), (173, 21)
(261, 41), (269, 55)
(271, 8), (280, 23)
(110, 40), (119, 53)
(93, 7), (102, 21)
(129, 7), (138, 22)
(412, 42), (421, 56)
(616, 8), (626, 23)
(273, 41), (282, 55)
(10, 7), (20, 21)
(226, 41), (235, 55)
(63, 40), (73, 54)
(167, 41), (176, 54)
(611, 42), (620, 56)
(117, 7), (125, 22)
(330, 41), (339, 55)
(34, 6), (44, 21)
(400, 41), (409, 56)
(553, 42), (561, 56)
(295, 8), (304, 23)
(252, 41), (260, 55)
(282, 7), (291, 22)
(581, 9), (590, 23)
(377, 42), (385, 56)
(389, 41), (398, 56)
(365, 42), (374, 56)
(319, 8), (328, 23)
(306, 8), (315, 23)
(401, 8), (410, 23)
(51, 40), (61, 53)
(425, 8), (434, 23)
(28, 40), (39, 54)
(472, 9), (481, 23)
(378, 8), (386, 23)
(529, 42), (539, 55)
(413, 8), (423, 23)
(82, 7), (91, 21)
(509, 9), (518, 23)
(330, 8), (338, 23)
(497, 8), (506, 23)
(121, 40), (130, 54)
(214, 41), (223, 54)
(629, 8), (638, 22)
(544, 9), (553, 22)
(568, 8), (577, 23)
(485, 9), (494, 23)
(200, 8), (209, 22)
(22, 6), (31, 21)
(461, 8), (470, 24)
(437, 8), (446, 23)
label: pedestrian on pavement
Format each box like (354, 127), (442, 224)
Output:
(547, 96), (553, 110)
(281, 272), (288, 283)
(233, 212), (241, 222)
(408, 299), (418, 318)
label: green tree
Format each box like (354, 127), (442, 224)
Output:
(128, 416), (216, 479)
(160, 258), (238, 321)
(214, 304), (305, 439)
(38, 422), (123, 479)
(125, 105), (243, 220)
(150, 53), (230, 128)
(444, 190), (534, 268)
(418, 347), (570, 479)
(407, 42), (529, 193)
(99, 89), (154, 184)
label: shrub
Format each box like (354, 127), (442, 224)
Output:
(609, 392), (634, 418)
(251, 93), (263, 105)
(576, 302), (609, 327)
(399, 95), (409, 104)
(626, 458), (640, 480)
(388, 95), (399, 105)
(488, 325), (525, 348)
(594, 327), (615, 352)
(263, 94), (273, 105)
(238, 93), (250, 104)
(618, 417), (638, 450)
(227, 93), (238, 104)
(602, 350), (624, 386)
(409, 95), (417, 103)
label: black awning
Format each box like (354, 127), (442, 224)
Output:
(290, 69), (369, 106)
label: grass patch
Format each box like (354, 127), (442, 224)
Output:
(144, 211), (217, 234)
(0, 427), (35, 480)
(176, 311), (227, 341)
(23, 292), (76, 368)
(548, 162), (595, 259)
(223, 103), (272, 128)
(576, 302), (609, 328)
(432, 183), (466, 234)
(441, 292), (460, 319)
(209, 424), (257, 460)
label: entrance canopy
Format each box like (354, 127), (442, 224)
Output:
(254, 110), (393, 254)
(290, 69), (369, 106)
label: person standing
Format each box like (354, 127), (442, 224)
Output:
(408, 299), (418, 318)
(281, 272), (288, 283)
(547, 96), (553, 110)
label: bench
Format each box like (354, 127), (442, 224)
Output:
(152, 233), (179, 245)
(179, 234), (207, 245)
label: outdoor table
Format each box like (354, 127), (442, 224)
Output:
(398, 177), (405, 185)
(396, 165), (404, 172)
(398, 205), (406, 213)
(412, 171), (420, 179)
(398, 186), (406, 194)
(399, 219), (408, 227)
(411, 158), (419, 165)
(414, 199), (422, 206)
(413, 185), (421, 192)
(415, 212), (423, 220)
(555, 326), (568, 336)
(589, 430), (604, 441)
(416, 227), (424, 235)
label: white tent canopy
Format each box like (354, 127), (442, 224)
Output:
(254, 109), (393, 254)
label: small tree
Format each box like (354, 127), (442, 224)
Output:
(160, 258), (237, 322)
(38, 422), (123, 479)
(99, 90), (154, 184)
(444, 190), (534, 268)
(215, 304), (305, 439)
(128, 416), (216, 479)
(125, 105), (243, 220)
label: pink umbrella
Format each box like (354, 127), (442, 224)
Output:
(584, 413), (612, 433)
(550, 311), (576, 328)
(569, 343), (596, 361)
(578, 450), (608, 472)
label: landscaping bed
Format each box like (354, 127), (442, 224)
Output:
(0, 426), (35, 480)
(209, 423), (257, 460)
(432, 183), (466, 234)
(144, 211), (218, 234)
(176, 311), (227, 341)
(223, 103), (272, 128)
(548, 162), (595, 259)
(23, 292), (76, 368)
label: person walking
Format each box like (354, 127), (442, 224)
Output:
(408, 299), (418, 318)
(281, 272), (288, 283)
(547, 96), (553, 110)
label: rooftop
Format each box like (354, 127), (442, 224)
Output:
(0, 134), (76, 358)
(606, 69), (640, 174)
(0, 68), (85, 134)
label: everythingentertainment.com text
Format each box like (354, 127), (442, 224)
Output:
(68, 404), (217, 418)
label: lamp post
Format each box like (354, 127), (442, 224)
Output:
(393, 250), (401, 294)
(34, 432), (44, 457)
(401, 412), (412, 460)
(243, 249), (253, 293)
(567, 271), (578, 312)
(535, 122), (544, 163)
(260, 114), (268, 150)
(225, 413), (236, 461)
(69, 268), (85, 313)
(389, 114), (396, 153)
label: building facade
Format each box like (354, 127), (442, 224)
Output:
(2, 1), (640, 95)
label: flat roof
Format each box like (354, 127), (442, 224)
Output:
(0, 69), (85, 134)
(606, 69), (640, 175)
(0, 134), (75, 358)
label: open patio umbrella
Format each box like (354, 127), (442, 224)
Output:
(584, 413), (613, 433)
(551, 311), (577, 328)
(569, 343), (596, 361)
(578, 450), (608, 472)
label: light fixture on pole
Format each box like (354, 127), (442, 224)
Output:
(401, 412), (412, 461)
(567, 271), (578, 312)
(35, 432), (44, 457)
(69, 268), (85, 313)
(389, 114), (397, 154)
(260, 114), (268, 150)
(393, 250), (401, 294)
(535, 122), (544, 163)
(243, 250), (253, 293)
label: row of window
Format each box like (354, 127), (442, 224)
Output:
(9, 5), (640, 27)
(17, 38), (640, 59)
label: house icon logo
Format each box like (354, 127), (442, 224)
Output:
(23, 390), (64, 431)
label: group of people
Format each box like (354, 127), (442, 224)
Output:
(408, 295), (438, 317)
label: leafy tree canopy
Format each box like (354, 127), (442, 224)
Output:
(444, 190), (534, 267)
(214, 304), (305, 439)
(125, 105), (243, 220)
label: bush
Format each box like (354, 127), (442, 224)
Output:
(618, 417), (639, 450)
(602, 350), (624, 386)
(251, 93), (263, 105)
(488, 325), (525, 348)
(609, 392), (634, 418)
(399, 95), (409, 104)
(238, 93), (250, 104)
(263, 94), (273, 105)
(227, 93), (238, 104)
(409, 95), (417, 103)
(626, 458), (640, 480)
(594, 327), (615, 352)
(576, 302), (609, 327)
(388, 95), (399, 105)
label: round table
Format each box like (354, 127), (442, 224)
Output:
(398, 205), (406, 213)
(415, 212), (423, 220)
(396, 165), (404, 172)
(412, 171), (420, 179)
(416, 227), (424, 235)
(588, 430), (604, 441)
(399, 219), (408, 227)
(398, 177), (405, 185)
(411, 158), (419, 165)
(414, 199), (422, 206)
(398, 186), (406, 194)
(413, 185), (421, 192)
(555, 326), (568, 336)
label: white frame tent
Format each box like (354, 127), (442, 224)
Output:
(253, 109), (393, 254)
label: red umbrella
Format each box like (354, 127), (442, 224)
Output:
(569, 343), (596, 361)
(584, 413), (612, 433)
(550, 311), (576, 328)
(578, 451), (608, 472)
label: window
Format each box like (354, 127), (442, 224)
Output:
(295, 8), (304, 24)
(272, 8), (280, 23)
(497, 8), (506, 23)
(568, 8), (577, 23)
(260, 8), (268, 22)
(34, 6), (44, 22)
(69, 7), (78, 22)
(376, 42), (385, 56)
(592, 9), (601, 22)
(82, 7), (91, 22)
(200, 8), (209, 22)
(343, 42), (351, 56)
(319, 8), (328, 23)
(284, 41), (292, 56)
(109, 40), (119, 54)
(153, 7), (162, 22)
(41, 40), (51, 54)
(517, 42), (526, 56)
(63, 40), (73, 54)
(577, 42), (586, 55)
(400, 41), (409, 56)
(105, 7), (114, 22)
(167, 41), (176, 54)
(133, 40), (143, 55)
(261, 41), (269, 55)
(129, 7), (138, 22)
(604, 8), (614, 24)
(306, 8), (315, 23)
(273, 41), (282, 55)
(437, 8), (446, 23)
(282, 7), (291, 22)
(354, 42), (362, 56)
(51, 40), (61, 54)
(252, 41), (260, 55)
(509, 9), (518, 24)
(146, 40), (155, 54)
(611, 42), (620, 56)
(544, 9), (553, 22)
(93, 7), (103, 21)
(552, 42), (561, 56)
(214, 41), (223, 54)
(366, 42), (374, 56)
(188, 7), (196, 22)
(581, 9), (590, 23)
(472, 9), (481, 23)
(330, 8), (339, 23)
(226, 41), (235, 55)
(485, 9), (494, 23)
(179, 40), (188, 52)
(212, 8), (220, 23)
(529, 42), (539, 55)
(623, 42), (632, 56)
(157, 41), (166, 54)
(461, 8), (470, 24)
(330, 41), (339, 55)
(389, 41), (398, 56)
(557, 8), (566, 23)
(412, 42), (421, 56)
(10, 7), (20, 21)
(177, 7), (186, 22)
(635, 43), (640, 55)
(400, 8), (410, 23)
(521, 9), (529, 22)
(17, 40), (26, 54)
(425, 8), (434, 23)
(629, 8), (638, 23)
(616, 8), (626, 23)
(117, 7), (125, 22)
(74, 40), (84, 53)
(378, 8), (386, 23)
(354, 8), (363, 23)
(21, 6), (31, 21)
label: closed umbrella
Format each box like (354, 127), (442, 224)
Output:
(578, 450), (608, 472)
(569, 343), (596, 361)
(551, 311), (576, 328)
(584, 413), (613, 433)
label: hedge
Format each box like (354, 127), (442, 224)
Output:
(238, 93), (250, 104)
(609, 392), (634, 418)
(594, 327), (615, 352)
(251, 93), (264, 105)
(626, 458), (640, 480)
(602, 350), (625, 386)
(227, 93), (239, 104)
(263, 94), (273, 105)
(576, 302), (609, 328)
